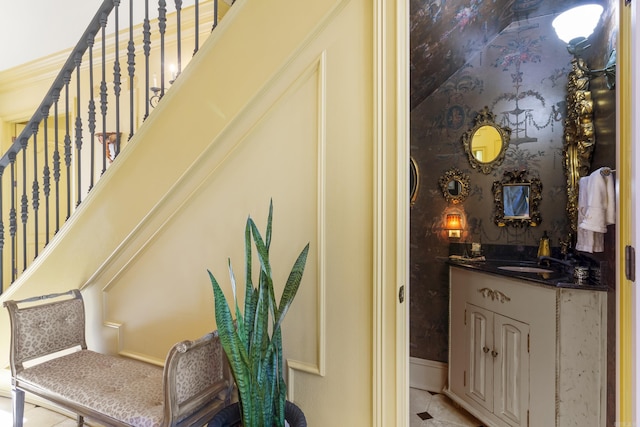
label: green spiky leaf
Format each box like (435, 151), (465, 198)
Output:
(208, 200), (308, 427)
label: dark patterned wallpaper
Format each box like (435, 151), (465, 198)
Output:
(409, 4), (617, 363)
(409, 0), (604, 109)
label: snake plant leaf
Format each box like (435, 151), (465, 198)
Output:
(249, 220), (279, 323)
(208, 270), (252, 420)
(265, 199), (273, 250)
(208, 202), (309, 427)
(244, 218), (256, 341)
(274, 243), (310, 332)
(227, 260), (247, 346)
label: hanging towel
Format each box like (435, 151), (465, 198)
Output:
(575, 176), (601, 252)
(576, 168), (615, 253)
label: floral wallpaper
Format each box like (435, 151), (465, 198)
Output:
(410, 0), (599, 109)
(409, 3), (616, 364)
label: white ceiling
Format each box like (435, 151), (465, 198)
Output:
(0, 0), (102, 71)
(0, 0), (201, 72)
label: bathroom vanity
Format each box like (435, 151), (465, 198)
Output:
(445, 263), (607, 427)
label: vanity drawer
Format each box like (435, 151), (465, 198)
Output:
(450, 266), (556, 324)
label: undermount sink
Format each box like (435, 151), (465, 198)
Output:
(497, 266), (554, 273)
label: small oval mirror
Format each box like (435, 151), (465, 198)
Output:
(471, 125), (503, 164)
(439, 168), (470, 204)
(447, 180), (462, 196)
(462, 107), (511, 174)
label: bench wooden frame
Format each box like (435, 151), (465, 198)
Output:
(4, 290), (233, 427)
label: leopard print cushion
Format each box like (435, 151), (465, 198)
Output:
(18, 350), (164, 427)
(175, 339), (224, 403)
(13, 298), (85, 363)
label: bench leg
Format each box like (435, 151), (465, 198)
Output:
(12, 387), (24, 427)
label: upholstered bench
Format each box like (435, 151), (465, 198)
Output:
(4, 290), (233, 427)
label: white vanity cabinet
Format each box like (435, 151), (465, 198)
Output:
(445, 266), (607, 427)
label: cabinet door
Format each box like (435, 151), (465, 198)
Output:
(494, 313), (529, 427)
(466, 304), (493, 412)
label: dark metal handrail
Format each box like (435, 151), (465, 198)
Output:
(0, 0), (225, 291)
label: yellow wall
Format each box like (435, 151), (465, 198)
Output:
(0, 0), (407, 424)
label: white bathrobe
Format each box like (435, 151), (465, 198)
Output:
(575, 168), (615, 253)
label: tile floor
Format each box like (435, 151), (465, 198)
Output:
(410, 388), (483, 427)
(0, 388), (482, 426)
(0, 395), (81, 426)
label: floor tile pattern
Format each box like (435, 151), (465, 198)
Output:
(0, 388), (482, 426)
(410, 388), (484, 427)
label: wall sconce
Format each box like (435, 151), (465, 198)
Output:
(445, 214), (462, 238)
(96, 132), (120, 163)
(150, 64), (179, 108)
(552, 4), (615, 89)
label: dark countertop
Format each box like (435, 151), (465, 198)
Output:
(446, 258), (608, 291)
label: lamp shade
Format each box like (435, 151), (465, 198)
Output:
(552, 4), (603, 43)
(445, 214), (462, 230)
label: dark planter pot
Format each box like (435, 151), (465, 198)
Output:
(208, 401), (307, 427)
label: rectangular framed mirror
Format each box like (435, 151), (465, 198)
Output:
(503, 184), (530, 219)
(492, 170), (542, 227)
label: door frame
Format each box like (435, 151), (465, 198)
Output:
(373, 0), (410, 425)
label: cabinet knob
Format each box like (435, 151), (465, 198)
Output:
(491, 350), (498, 358)
(483, 346), (490, 353)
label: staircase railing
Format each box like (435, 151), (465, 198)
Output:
(0, 0), (228, 292)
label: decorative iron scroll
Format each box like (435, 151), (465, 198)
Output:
(563, 57), (595, 246)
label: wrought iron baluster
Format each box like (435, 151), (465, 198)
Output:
(74, 52), (83, 207)
(20, 137), (29, 271)
(212, 0), (218, 32)
(42, 110), (51, 245)
(113, 0), (122, 158)
(128, 0), (136, 141)
(63, 74), (72, 220)
(100, 11), (109, 175)
(175, 0), (182, 80)
(194, 0), (199, 55)
(31, 123), (40, 258)
(53, 99), (61, 232)
(9, 152), (17, 282)
(88, 35), (96, 192)
(143, 0), (152, 119)
(159, 0), (167, 98)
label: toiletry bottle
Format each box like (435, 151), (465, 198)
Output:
(537, 231), (551, 257)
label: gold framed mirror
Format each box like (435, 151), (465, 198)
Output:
(410, 156), (419, 207)
(563, 58), (596, 244)
(492, 170), (542, 227)
(438, 168), (470, 204)
(462, 106), (512, 174)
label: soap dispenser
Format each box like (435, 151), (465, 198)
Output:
(537, 231), (551, 258)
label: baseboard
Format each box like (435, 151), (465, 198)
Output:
(409, 357), (447, 393)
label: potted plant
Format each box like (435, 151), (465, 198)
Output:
(208, 201), (309, 427)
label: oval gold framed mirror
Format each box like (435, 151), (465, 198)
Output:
(410, 156), (419, 207)
(462, 106), (512, 174)
(438, 168), (470, 204)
